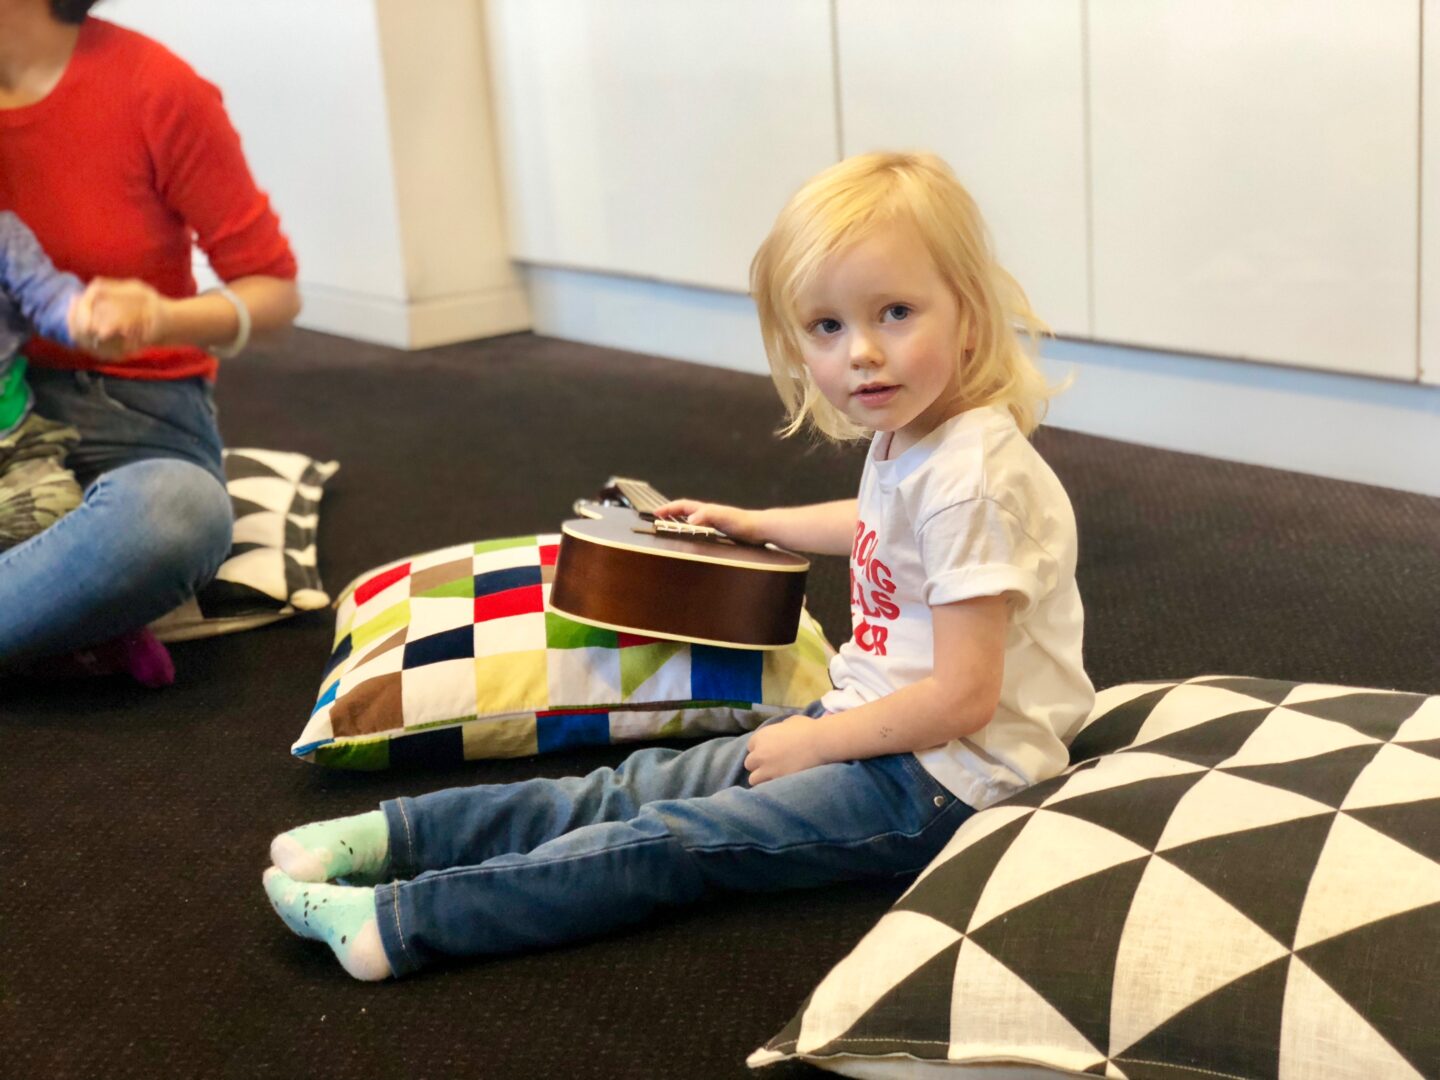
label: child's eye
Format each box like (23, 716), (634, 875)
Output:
(884, 304), (912, 321)
(811, 317), (842, 335)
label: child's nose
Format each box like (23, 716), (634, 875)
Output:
(849, 332), (882, 367)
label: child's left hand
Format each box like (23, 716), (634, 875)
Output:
(69, 277), (171, 359)
(744, 714), (830, 784)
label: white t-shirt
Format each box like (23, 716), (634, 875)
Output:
(821, 406), (1095, 810)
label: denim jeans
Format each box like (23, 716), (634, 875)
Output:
(374, 706), (975, 976)
(0, 368), (233, 660)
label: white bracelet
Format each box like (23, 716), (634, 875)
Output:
(208, 285), (252, 359)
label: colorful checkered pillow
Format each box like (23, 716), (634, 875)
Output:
(293, 535), (837, 769)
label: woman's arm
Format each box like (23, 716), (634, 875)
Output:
(67, 34), (302, 360)
(155, 274), (302, 348)
(743, 593), (1011, 784)
(654, 497), (857, 556)
(70, 274), (301, 359)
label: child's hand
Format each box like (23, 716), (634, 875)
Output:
(70, 278), (171, 359)
(744, 714), (830, 784)
(653, 499), (767, 545)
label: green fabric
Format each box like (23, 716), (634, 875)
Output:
(0, 355), (32, 437)
(416, 576), (475, 600)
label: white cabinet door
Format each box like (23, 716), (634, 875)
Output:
(1423, 0), (1440, 386)
(486, 0), (837, 293)
(1090, 0), (1419, 379)
(837, 0), (1090, 338)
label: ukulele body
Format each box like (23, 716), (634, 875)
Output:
(550, 481), (810, 650)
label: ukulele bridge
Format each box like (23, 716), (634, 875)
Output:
(643, 519), (732, 543)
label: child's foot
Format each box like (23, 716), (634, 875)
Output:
(27, 629), (176, 688)
(115, 629), (175, 688)
(262, 867), (392, 981)
(270, 810), (390, 884)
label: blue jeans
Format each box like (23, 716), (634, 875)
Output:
(375, 707), (975, 976)
(0, 369), (233, 661)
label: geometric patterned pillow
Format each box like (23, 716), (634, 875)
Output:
(291, 534), (836, 769)
(751, 676), (1440, 1079)
(149, 448), (338, 642)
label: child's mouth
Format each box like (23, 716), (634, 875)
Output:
(853, 384), (899, 407)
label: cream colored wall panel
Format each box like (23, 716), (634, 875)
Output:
(1423, 0), (1440, 385)
(375, 0), (518, 300)
(837, 0), (1089, 337)
(487, 0), (837, 292)
(1089, 0), (1418, 379)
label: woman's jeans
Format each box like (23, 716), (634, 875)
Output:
(375, 706), (975, 976)
(0, 368), (233, 661)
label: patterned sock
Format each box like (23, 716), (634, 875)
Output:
(263, 867), (392, 981)
(270, 810), (391, 884)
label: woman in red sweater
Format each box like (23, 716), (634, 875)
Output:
(0, 0), (301, 681)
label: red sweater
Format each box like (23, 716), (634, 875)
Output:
(0, 18), (297, 381)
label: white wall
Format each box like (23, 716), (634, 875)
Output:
(489, 0), (1439, 496)
(103, 0), (527, 348)
(837, 0), (1090, 338)
(104, 0), (407, 301)
(96, 1), (1440, 494)
(525, 265), (1440, 498)
(486, 0), (837, 292)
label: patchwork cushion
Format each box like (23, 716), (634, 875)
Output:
(149, 448), (338, 642)
(751, 676), (1440, 1079)
(293, 535), (836, 769)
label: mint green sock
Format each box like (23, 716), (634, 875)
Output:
(263, 867), (391, 981)
(270, 810), (390, 884)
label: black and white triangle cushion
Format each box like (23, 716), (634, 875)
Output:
(751, 676), (1440, 1079)
(149, 448), (338, 642)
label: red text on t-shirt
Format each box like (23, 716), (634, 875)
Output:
(851, 520), (898, 655)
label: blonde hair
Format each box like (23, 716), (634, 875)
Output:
(751, 151), (1056, 440)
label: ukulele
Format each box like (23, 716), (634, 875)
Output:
(549, 478), (811, 649)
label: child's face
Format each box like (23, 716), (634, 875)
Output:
(793, 220), (965, 456)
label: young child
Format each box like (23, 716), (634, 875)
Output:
(262, 151), (1096, 981)
(0, 211), (85, 551)
(0, 210), (175, 687)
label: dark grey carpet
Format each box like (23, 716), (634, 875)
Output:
(3, 328), (1437, 1079)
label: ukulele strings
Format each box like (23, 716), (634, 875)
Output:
(617, 479), (667, 515)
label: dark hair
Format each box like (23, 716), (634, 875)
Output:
(50, 0), (101, 25)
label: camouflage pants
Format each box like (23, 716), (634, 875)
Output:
(0, 413), (82, 552)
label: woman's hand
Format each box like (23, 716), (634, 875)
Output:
(744, 714), (831, 784)
(653, 499), (768, 545)
(69, 278), (171, 359)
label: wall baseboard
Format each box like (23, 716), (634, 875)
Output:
(526, 264), (1440, 498)
(296, 281), (532, 350)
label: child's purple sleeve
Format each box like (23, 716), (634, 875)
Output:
(0, 212), (84, 347)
